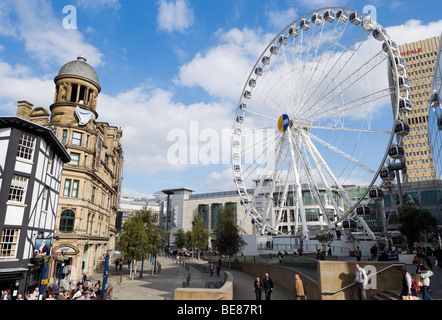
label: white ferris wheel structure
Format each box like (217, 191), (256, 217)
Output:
(232, 7), (412, 241)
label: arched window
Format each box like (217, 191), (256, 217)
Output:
(59, 209), (75, 232)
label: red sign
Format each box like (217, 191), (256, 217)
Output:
(401, 48), (422, 56)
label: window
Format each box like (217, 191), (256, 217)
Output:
(59, 210), (75, 232)
(8, 175), (29, 203)
(91, 186), (96, 203)
(17, 133), (36, 161)
(63, 179), (80, 198)
(72, 131), (82, 146)
(62, 130), (68, 144)
(63, 179), (71, 197)
(42, 187), (49, 211)
(0, 229), (19, 259)
(70, 152), (80, 165)
(71, 180), (79, 198)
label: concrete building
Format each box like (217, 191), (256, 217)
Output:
(0, 116), (70, 298)
(160, 188), (253, 249)
(17, 56), (124, 284)
(398, 36), (440, 182)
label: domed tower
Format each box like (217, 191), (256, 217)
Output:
(50, 55), (101, 128)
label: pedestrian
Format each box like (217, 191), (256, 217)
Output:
(397, 266), (418, 300)
(262, 273), (274, 300)
(435, 246), (442, 269)
(209, 263), (214, 277)
(1, 289), (11, 300)
(413, 257), (432, 300)
(253, 277), (263, 300)
(354, 264), (367, 300)
(370, 244), (377, 261)
(355, 246), (362, 261)
(294, 274), (306, 300)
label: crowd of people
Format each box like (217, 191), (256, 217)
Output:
(0, 277), (106, 300)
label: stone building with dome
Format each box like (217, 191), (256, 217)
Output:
(16, 56), (124, 284)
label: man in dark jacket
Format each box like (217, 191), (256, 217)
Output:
(262, 273), (274, 300)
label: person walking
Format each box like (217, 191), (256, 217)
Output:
(434, 246), (442, 269)
(398, 266), (418, 300)
(262, 273), (274, 300)
(355, 246), (362, 261)
(354, 264), (368, 300)
(413, 257), (432, 300)
(253, 277), (263, 300)
(294, 274), (306, 300)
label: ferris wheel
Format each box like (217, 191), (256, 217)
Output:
(231, 7), (411, 240)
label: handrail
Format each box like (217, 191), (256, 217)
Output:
(322, 263), (403, 296)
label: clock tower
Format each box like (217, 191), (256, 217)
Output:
(50, 55), (101, 129)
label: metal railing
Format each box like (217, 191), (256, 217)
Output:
(322, 263), (403, 296)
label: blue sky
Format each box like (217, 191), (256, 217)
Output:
(0, 0), (441, 198)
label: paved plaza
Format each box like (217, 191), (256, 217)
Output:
(90, 254), (442, 301)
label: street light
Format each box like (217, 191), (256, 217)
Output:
(101, 249), (113, 300)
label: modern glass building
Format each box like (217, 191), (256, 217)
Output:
(429, 33), (442, 181)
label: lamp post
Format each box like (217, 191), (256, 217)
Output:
(101, 250), (112, 300)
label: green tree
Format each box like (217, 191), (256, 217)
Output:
(398, 206), (437, 252)
(214, 205), (246, 256)
(190, 214), (210, 253)
(117, 208), (162, 277)
(173, 229), (190, 249)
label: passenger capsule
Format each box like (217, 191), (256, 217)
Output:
(373, 27), (387, 41)
(289, 26), (299, 37)
(233, 140), (240, 148)
(380, 167), (395, 181)
(336, 9), (348, 22)
(243, 91), (251, 99)
(311, 13), (322, 25)
(239, 103), (247, 111)
(234, 164), (241, 172)
(300, 18), (310, 30)
(390, 56), (405, 70)
(255, 67), (263, 76)
(236, 115), (244, 123)
(279, 35), (288, 46)
(398, 76), (410, 92)
(382, 40), (398, 54)
(361, 16), (375, 31)
(356, 206), (371, 216)
(324, 9), (335, 22)
(389, 145), (404, 159)
(349, 12), (361, 25)
(249, 79), (257, 87)
(399, 98), (412, 115)
(270, 45), (278, 55)
(395, 121), (410, 136)
(343, 219), (357, 230)
(369, 188), (384, 200)
(262, 56), (270, 65)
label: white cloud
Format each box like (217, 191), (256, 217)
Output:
(0, 60), (53, 114)
(203, 167), (237, 192)
(386, 19), (442, 45)
(157, 0), (194, 33)
(176, 27), (274, 101)
(5, 0), (103, 68)
(97, 85), (233, 176)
